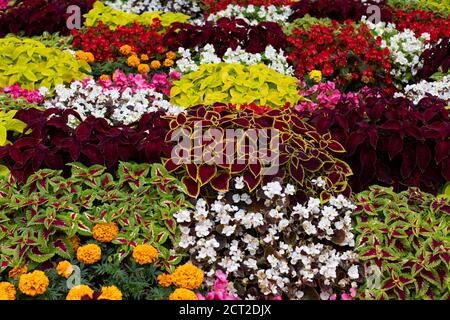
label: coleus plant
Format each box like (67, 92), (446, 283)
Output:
(298, 87), (450, 194)
(0, 162), (189, 273)
(353, 185), (449, 300)
(416, 37), (450, 81)
(0, 108), (172, 181)
(163, 104), (352, 202)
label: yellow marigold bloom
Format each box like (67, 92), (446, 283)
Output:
(77, 243), (102, 265)
(98, 285), (123, 300)
(75, 50), (86, 60)
(137, 63), (150, 74)
(166, 51), (177, 60)
(150, 60), (161, 69)
(8, 265), (27, 279)
(85, 52), (95, 63)
(92, 222), (119, 243)
(169, 288), (198, 300)
(0, 282), (16, 300)
(66, 285), (94, 300)
(18, 271), (49, 297)
(127, 55), (141, 67)
(132, 244), (158, 265)
(157, 273), (172, 288)
(163, 59), (174, 67)
(309, 70), (322, 83)
(99, 74), (110, 82)
(140, 54), (149, 61)
(119, 45), (132, 56)
(70, 235), (81, 252)
(171, 264), (204, 290)
(56, 261), (74, 279)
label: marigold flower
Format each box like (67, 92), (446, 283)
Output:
(163, 59), (174, 67)
(92, 222), (119, 243)
(8, 265), (27, 279)
(169, 288), (198, 300)
(150, 60), (161, 69)
(132, 244), (158, 265)
(77, 244), (102, 265)
(66, 285), (94, 300)
(140, 54), (149, 61)
(56, 261), (74, 279)
(99, 74), (110, 82)
(309, 70), (322, 83)
(171, 264), (204, 290)
(98, 285), (123, 300)
(70, 235), (81, 252)
(166, 51), (177, 60)
(85, 52), (95, 63)
(128, 55), (141, 67)
(0, 282), (16, 300)
(119, 45), (132, 56)
(18, 271), (49, 297)
(138, 64), (150, 74)
(157, 273), (172, 287)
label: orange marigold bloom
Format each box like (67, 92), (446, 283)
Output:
(171, 264), (204, 290)
(128, 55), (141, 67)
(163, 59), (174, 67)
(85, 52), (95, 63)
(70, 235), (81, 252)
(98, 285), (123, 300)
(166, 51), (177, 60)
(99, 74), (110, 82)
(132, 244), (158, 265)
(56, 261), (74, 279)
(119, 45), (132, 56)
(66, 285), (94, 300)
(138, 64), (150, 74)
(92, 222), (119, 243)
(0, 282), (16, 300)
(169, 288), (198, 300)
(157, 273), (172, 287)
(18, 271), (49, 297)
(8, 265), (27, 279)
(140, 54), (149, 61)
(150, 60), (161, 69)
(77, 244), (102, 265)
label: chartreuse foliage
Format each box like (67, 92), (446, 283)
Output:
(84, 1), (189, 29)
(170, 63), (301, 109)
(389, 0), (450, 16)
(0, 162), (190, 274)
(164, 105), (352, 201)
(354, 186), (450, 300)
(284, 14), (333, 35)
(0, 37), (91, 90)
(0, 110), (27, 176)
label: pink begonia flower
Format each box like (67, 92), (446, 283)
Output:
(272, 296), (282, 300)
(1, 84), (44, 104)
(169, 71), (182, 80)
(0, 0), (8, 10)
(329, 294), (337, 300)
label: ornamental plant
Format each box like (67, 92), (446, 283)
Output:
(298, 88), (450, 194)
(415, 37), (450, 81)
(0, 84), (45, 104)
(0, 162), (188, 275)
(164, 105), (352, 201)
(174, 181), (363, 299)
(0, 37), (91, 91)
(170, 63), (300, 108)
(283, 15), (332, 35)
(201, 0), (294, 13)
(84, 1), (189, 30)
(353, 186), (449, 300)
(0, 110), (27, 176)
(0, 108), (172, 181)
(287, 22), (393, 91)
(163, 18), (288, 58)
(0, 0), (96, 38)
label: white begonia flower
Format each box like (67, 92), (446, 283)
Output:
(262, 181), (283, 199)
(348, 265), (360, 279)
(222, 225), (236, 236)
(173, 209), (191, 223)
(234, 176), (245, 189)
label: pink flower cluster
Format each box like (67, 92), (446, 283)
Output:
(0, 84), (44, 104)
(295, 81), (359, 112)
(0, 0), (8, 10)
(197, 270), (241, 300)
(97, 69), (181, 96)
(328, 287), (357, 300)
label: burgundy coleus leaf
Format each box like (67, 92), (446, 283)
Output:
(416, 144), (431, 172)
(435, 141), (450, 163)
(387, 134), (403, 160)
(243, 171), (261, 192)
(54, 239), (69, 255)
(346, 131), (366, 155)
(185, 163), (198, 181)
(289, 163), (305, 185)
(210, 173), (232, 192)
(182, 176), (200, 198)
(198, 164), (216, 186)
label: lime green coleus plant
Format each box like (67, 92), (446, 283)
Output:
(84, 1), (189, 29)
(170, 63), (302, 109)
(0, 110), (28, 176)
(0, 37), (91, 91)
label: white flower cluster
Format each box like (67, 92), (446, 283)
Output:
(394, 75), (450, 104)
(206, 4), (293, 26)
(364, 19), (431, 86)
(174, 179), (361, 299)
(106, 0), (201, 14)
(44, 80), (184, 126)
(176, 44), (294, 75)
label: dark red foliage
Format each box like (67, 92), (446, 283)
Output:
(0, 108), (171, 181)
(0, 0), (96, 37)
(298, 88), (450, 194)
(290, 0), (393, 22)
(71, 21), (165, 62)
(416, 37), (450, 81)
(163, 18), (288, 57)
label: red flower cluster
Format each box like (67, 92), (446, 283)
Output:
(71, 21), (165, 62)
(393, 9), (450, 43)
(287, 21), (392, 91)
(202, 0), (294, 13)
